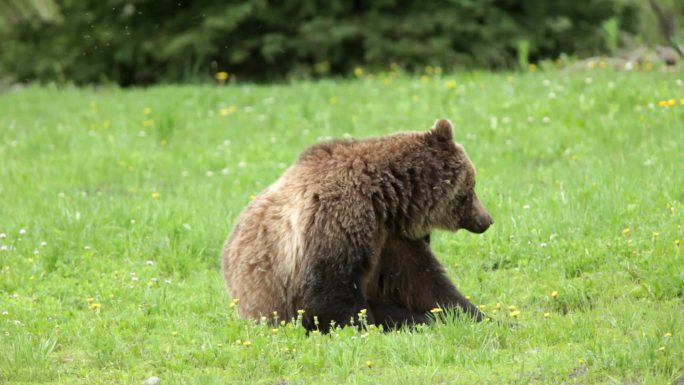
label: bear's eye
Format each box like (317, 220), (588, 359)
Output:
(457, 192), (471, 205)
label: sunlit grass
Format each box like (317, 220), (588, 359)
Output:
(0, 68), (682, 384)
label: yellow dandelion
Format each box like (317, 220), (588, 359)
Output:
(143, 107), (152, 115)
(143, 119), (154, 127)
(354, 67), (363, 77)
(652, 231), (659, 238)
(172, 331), (178, 337)
(151, 191), (160, 199)
(658, 346), (665, 352)
(667, 99), (676, 107)
(477, 304), (486, 310)
(658, 100), (668, 108)
(272, 328), (279, 333)
(680, 98), (684, 106)
(86, 297), (95, 303)
(509, 310), (520, 317)
(495, 303), (502, 310)
(366, 360), (373, 368)
(430, 307), (442, 314)
(249, 195), (257, 201)
(445, 80), (457, 89)
(242, 340), (251, 347)
(544, 312), (550, 318)
(465, 295), (471, 300)
(551, 291), (558, 298)
(218, 106), (236, 116)
(676, 240), (680, 247)
(90, 303), (101, 310)
(215, 71), (229, 81)
(623, 227), (631, 234)
(359, 308), (367, 316)
(664, 332), (672, 337)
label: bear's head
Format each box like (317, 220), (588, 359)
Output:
(422, 118), (493, 235)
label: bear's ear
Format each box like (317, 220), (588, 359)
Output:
(429, 118), (454, 141)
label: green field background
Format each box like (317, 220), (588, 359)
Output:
(0, 69), (682, 384)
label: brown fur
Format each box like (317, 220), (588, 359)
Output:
(221, 118), (493, 331)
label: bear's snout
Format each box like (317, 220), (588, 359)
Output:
(460, 193), (493, 234)
(472, 212), (493, 234)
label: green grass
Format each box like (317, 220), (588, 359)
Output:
(0, 69), (682, 384)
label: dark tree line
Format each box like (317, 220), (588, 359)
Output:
(0, 0), (658, 85)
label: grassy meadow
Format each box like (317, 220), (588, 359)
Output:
(0, 68), (683, 384)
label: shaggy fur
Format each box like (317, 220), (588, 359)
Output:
(222, 119), (493, 331)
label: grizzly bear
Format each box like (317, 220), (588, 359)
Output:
(222, 119), (493, 332)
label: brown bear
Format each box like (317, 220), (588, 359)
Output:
(221, 118), (493, 332)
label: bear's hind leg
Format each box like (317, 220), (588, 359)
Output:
(299, 258), (376, 333)
(367, 300), (427, 329)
